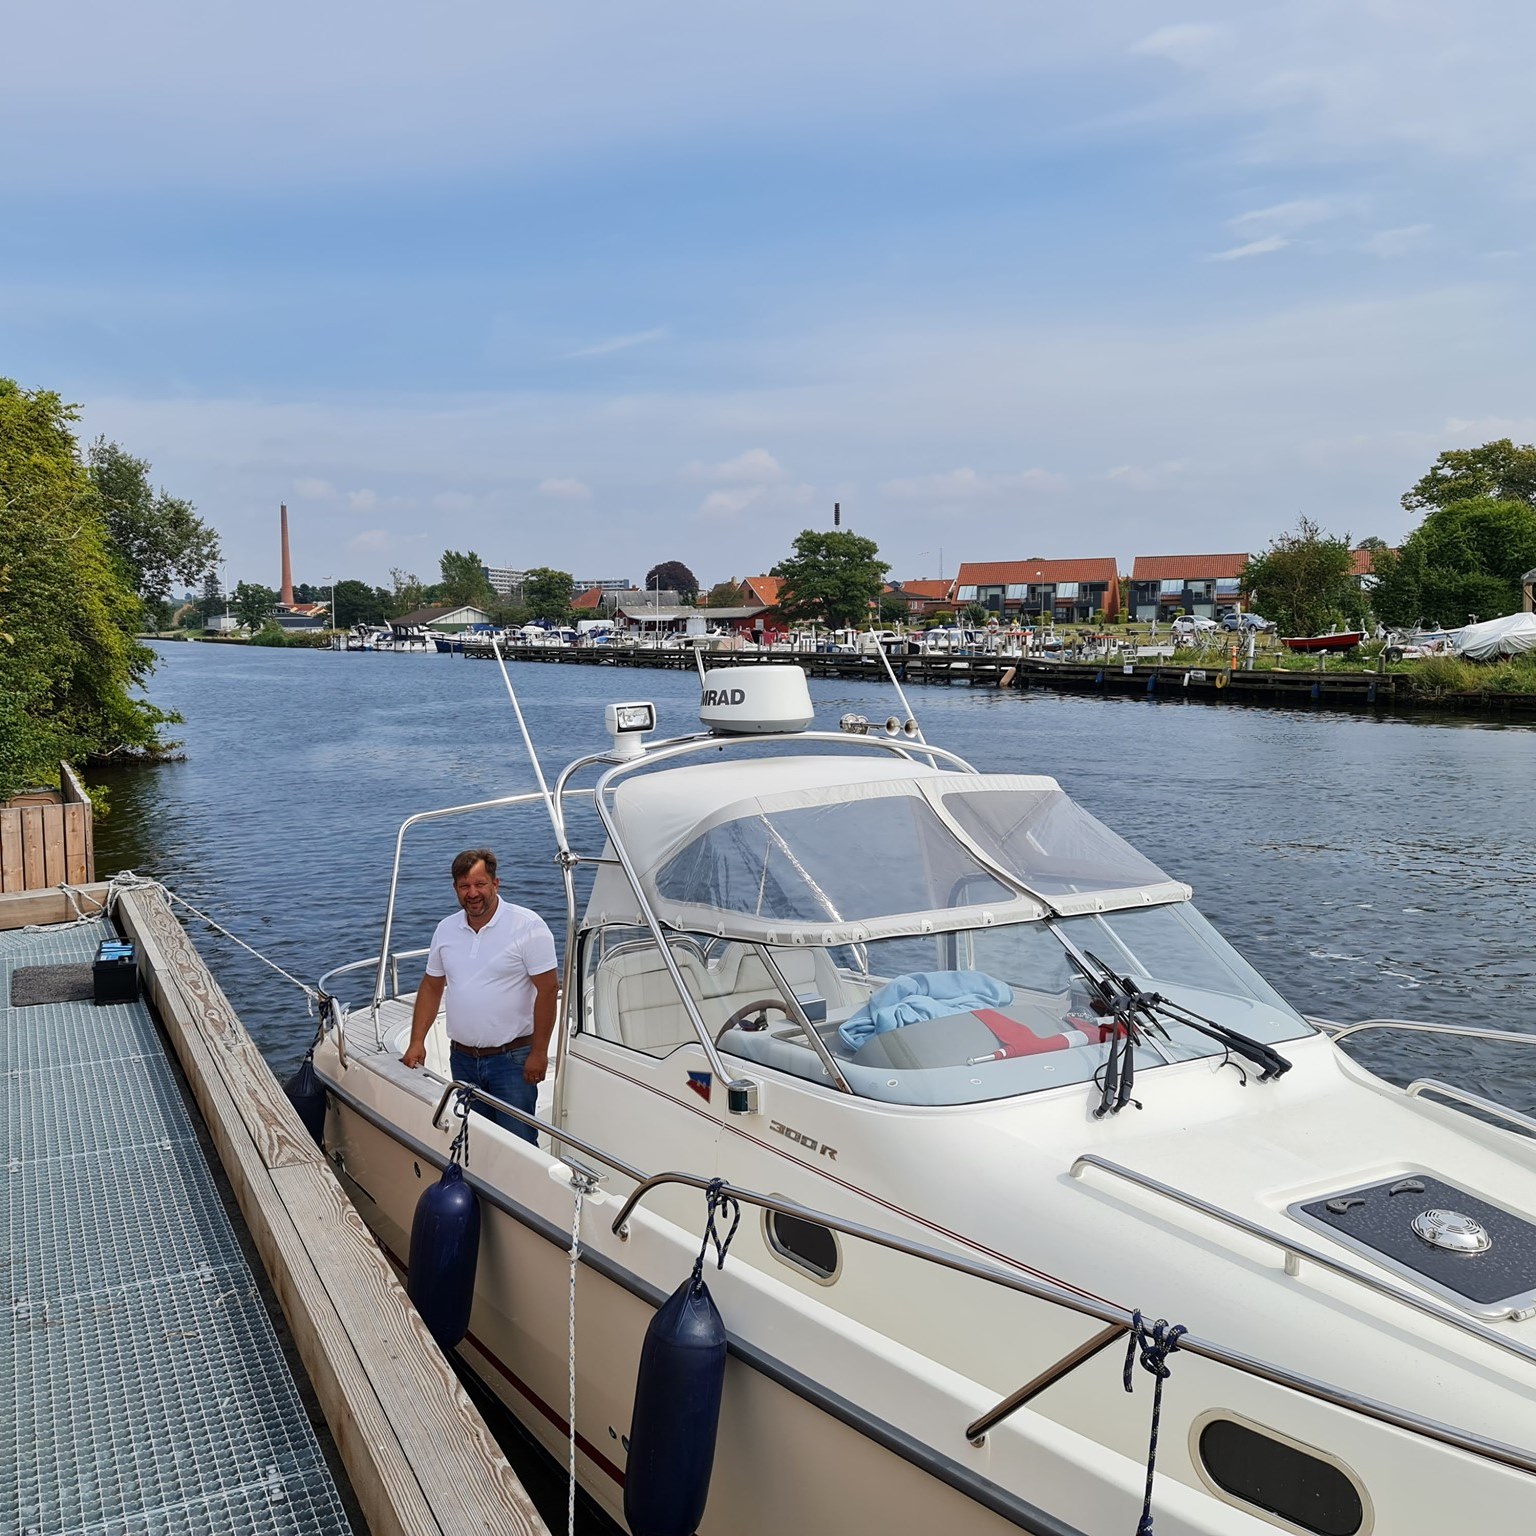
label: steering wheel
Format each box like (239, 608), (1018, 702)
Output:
(715, 998), (791, 1043)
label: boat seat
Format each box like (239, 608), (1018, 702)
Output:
(699, 944), (864, 1029)
(593, 944), (714, 1057)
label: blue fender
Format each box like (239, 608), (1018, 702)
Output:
(283, 1057), (327, 1146)
(407, 1163), (481, 1351)
(624, 1277), (728, 1536)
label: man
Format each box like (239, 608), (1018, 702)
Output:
(401, 848), (559, 1145)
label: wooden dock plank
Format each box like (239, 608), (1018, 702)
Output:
(0, 808), (22, 893)
(20, 806), (46, 890)
(63, 804), (89, 885)
(114, 887), (547, 1536)
(0, 883), (109, 929)
(41, 802), (66, 886)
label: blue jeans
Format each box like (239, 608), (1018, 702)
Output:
(450, 1043), (537, 1144)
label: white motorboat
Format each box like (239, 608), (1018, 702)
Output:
(313, 664), (1536, 1536)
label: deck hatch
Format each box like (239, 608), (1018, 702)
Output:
(1289, 1173), (1536, 1315)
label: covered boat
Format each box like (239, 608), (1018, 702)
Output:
(312, 663), (1536, 1536)
(1451, 612), (1536, 660)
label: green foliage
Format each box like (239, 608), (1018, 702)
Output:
(962, 602), (988, 624)
(524, 567), (576, 621)
(645, 560), (698, 602)
(704, 580), (746, 608)
(89, 437), (219, 618)
(1241, 518), (1363, 637)
(771, 530), (888, 629)
(927, 610), (955, 628)
(1402, 439), (1536, 515)
(248, 622), (289, 647)
(0, 380), (174, 801)
(332, 578), (385, 628)
(387, 567), (428, 618)
(439, 548), (494, 608)
(877, 593), (909, 624)
(231, 581), (278, 631)
(1371, 496), (1536, 628)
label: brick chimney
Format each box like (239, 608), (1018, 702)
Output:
(279, 503), (294, 606)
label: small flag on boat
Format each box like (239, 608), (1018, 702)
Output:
(686, 1071), (713, 1102)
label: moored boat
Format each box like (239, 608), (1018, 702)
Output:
(1281, 631), (1366, 654)
(311, 662), (1536, 1535)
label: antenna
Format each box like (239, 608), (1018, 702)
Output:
(489, 636), (572, 855)
(875, 640), (926, 745)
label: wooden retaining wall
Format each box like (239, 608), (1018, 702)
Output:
(0, 762), (95, 892)
(114, 886), (547, 1536)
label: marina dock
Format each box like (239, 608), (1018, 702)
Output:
(440, 639), (1536, 714)
(3, 884), (547, 1536)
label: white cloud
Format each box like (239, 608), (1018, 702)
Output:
(1363, 224), (1431, 258)
(349, 529), (394, 552)
(698, 487), (766, 519)
(563, 327), (668, 360)
(346, 487), (378, 510)
(881, 467), (1064, 501)
(536, 476), (591, 500)
(1206, 235), (1290, 262)
(684, 448), (786, 484)
(1130, 24), (1225, 69)
(1230, 200), (1331, 238)
(294, 477), (336, 500)
(431, 491), (475, 513)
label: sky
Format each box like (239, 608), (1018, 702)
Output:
(5, 1), (1535, 593)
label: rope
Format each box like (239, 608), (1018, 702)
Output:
(447, 1088), (474, 1168)
(688, 1177), (742, 1290)
(566, 1182), (585, 1536)
(1122, 1311), (1186, 1536)
(106, 870), (323, 1008)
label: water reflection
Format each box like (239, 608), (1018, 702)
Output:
(96, 642), (1536, 1107)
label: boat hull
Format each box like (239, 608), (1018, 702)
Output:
(1281, 632), (1365, 653)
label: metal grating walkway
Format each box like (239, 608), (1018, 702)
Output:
(2, 919), (352, 1535)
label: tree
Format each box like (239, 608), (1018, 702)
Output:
(1371, 498), (1536, 628)
(0, 381), (172, 801)
(878, 593), (910, 624)
(1403, 439), (1536, 515)
(439, 548), (494, 608)
(387, 567), (427, 618)
(89, 437), (219, 623)
(1240, 518), (1362, 637)
(332, 578), (385, 628)
(524, 567), (575, 621)
(644, 560), (698, 603)
(770, 530), (889, 629)
(704, 579), (746, 608)
(231, 580), (278, 632)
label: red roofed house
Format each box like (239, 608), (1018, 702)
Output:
(884, 579), (954, 618)
(950, 558), (1121, 624)
(571, 586), (606, 612)
(1128, 554), (1249, 622)
(739, 575), (784, 611)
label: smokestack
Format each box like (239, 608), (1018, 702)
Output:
(279, 503), (294, 606)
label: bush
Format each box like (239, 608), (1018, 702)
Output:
(249, 623), (288, 647)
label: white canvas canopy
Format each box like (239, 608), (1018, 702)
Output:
(582, 756), (1189, 943)
(1450, 613), (1536, 660)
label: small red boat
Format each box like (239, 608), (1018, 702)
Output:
(1281, 631), (1366, 654)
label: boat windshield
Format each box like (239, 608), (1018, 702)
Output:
(704, 902), (1313, 1106)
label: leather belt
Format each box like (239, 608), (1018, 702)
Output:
(450, 1038), (528, 1059)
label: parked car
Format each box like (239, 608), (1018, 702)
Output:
(1220, 612), (1273, 632)
(1171, 615), (1219, 635)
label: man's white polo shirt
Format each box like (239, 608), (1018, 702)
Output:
(425, 897), (558, 1048)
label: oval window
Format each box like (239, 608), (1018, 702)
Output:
(1198, 1417), (1365, 1536)
(765, 1208), (839, 1282)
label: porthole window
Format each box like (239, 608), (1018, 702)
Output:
(1197, 1416), (1365, 1536)
(764, 1206), (840, 1282)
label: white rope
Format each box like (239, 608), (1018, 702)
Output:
(566, 1183), (585, 1536)
(108, 870), (323, 1006)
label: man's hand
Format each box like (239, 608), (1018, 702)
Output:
(401, 1040), (427, 1069)
(523, 1045), (549, 1085)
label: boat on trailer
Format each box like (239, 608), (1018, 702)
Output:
(1280, 631), (1366, 654)
(312, 660), (1536, 1536)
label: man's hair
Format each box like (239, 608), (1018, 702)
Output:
(451, 848), (498, 882)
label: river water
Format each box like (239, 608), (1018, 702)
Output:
(96, 641), (1536, 1109)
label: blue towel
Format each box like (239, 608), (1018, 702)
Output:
(838, 971), (1014, 1050)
